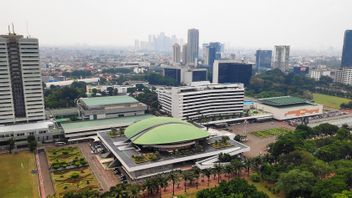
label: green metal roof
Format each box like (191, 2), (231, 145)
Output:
(124, 117), (189, 138)
(124, 117), (209, 145)
(259, 96), (309, 107)
(80, 95), (138, 107)
(61, 115), (154, 133)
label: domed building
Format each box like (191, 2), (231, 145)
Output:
(124, 117), (209, 150)
(98, 116), (249, 180)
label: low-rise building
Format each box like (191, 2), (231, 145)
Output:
(77, 95), (147, 120)
(255, 96), (323, 120)
(98, 117), (249, 180)
(157, 82), (244, 120)
(334, 68), (352, 85)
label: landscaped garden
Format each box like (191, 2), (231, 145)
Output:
(46, 146), (99, 197)
(252, 128), (292, 138)
(211, 136), (231, 149)
(0, 151), (39, 198)
(131, 152), (160, 164)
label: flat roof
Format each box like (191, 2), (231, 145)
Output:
(61, 115), (154, 134)
(0, 121), (54, 133)
(80, 95), (139, 107)
(259, 96), (310, 107)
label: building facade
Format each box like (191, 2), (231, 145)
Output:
(272, 45), (290, 72)
(255, 50), (272, 71)
(172, 43), (181, 64)
(162, 65), (207, 85)
(0, 33), (45, 124)
(341, 30), (352, 67)
(334, 68), (352, 85)
(157, 83), (244, 120)
(187, 29), (199, 64)
(212, 60), (253, 85)
(182, 44), (187, 65)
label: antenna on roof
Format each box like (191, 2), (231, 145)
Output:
(7, 25), (11, 34)
(26, 21), (31, 38)
(11, 23), (15, 35)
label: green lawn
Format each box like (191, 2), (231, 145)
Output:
(0, 152), (39, 198)
(46, 146), (82, 165)
(312, 93), (350, 109)
(246, 178), (280, 198)
(252, 128), (292, 138)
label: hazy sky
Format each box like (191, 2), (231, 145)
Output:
(1, 0), (352, 50)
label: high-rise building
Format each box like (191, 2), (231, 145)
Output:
(182, 44), (188, 65)
(341, 30), (352, 67)
(273, 45), (290, 72)
(255, 50), (272, 71)
(187, 29), (199, 64)
(172, 43), (181, 64)
(334, 68), (352, 85)
(204, 46), (216, 66)
(0, 33), (45, 124)
(212, 60), (253, 86)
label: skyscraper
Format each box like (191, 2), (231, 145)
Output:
(212, 60), (253, 86)
(0, 32), (45, 124)
(172, 43), (181, 64)
(256, 50), (272, 71)
(182, 44), (188, 65)
(187, 28), (199, 64)
(273, 45), (290, 72)
(204, 42), (223, 66)
(341, 30), (352, 67)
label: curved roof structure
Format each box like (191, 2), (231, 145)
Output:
(124, 117), (209, 145)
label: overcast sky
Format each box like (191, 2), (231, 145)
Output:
(1, 0), (351, 50)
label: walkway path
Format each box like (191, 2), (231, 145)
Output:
(37, 149), (55, 197)
(78, 143), (118, 192)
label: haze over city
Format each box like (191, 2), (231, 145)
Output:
(1, 0), (352, 50)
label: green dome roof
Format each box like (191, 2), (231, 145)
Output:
(124, 117), (209, 145)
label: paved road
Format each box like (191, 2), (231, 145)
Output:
(37, 149), (55, 196)
(78, 143), (118, 192)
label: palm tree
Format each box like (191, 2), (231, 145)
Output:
(214, 164), (223, 183)
(244, 158), (253, 176)
(231, 159), (243, 177)
(182, 171), (192, 193)
(192, 167), (201, 189)
(144, 177), (157, 196)
(224, 164), (234, 178)
(127, 183), (141, 198)
(168, 170), (180, 196)
(202, 169), (212, 186)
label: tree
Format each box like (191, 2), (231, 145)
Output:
(202, 169), (212, 186)
(168, 170), (180, 196)
(333, 190), (352, 198)
(27, 135), (37, 152)
(196, 178), (268, 198)
(312, 176), (348, 198)
(8, 138), (15, 153)
(276, 169), (316, 198)
(231, 159), (243, 177)
(214, 164), (223, 183)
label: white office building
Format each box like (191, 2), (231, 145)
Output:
(334, 68), (352, 85)
(0, 33), (45, 124)
(172, 43), (181, 64)
(157, 82), (244, 120)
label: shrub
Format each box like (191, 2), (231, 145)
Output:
(70, 172), (80, 179)
(251, 173), (261, 182)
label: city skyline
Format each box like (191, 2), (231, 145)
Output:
(1, 0), (352, 50)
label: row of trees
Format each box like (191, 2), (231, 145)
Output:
(247, 69), (352, 101)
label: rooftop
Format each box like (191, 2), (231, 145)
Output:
(259, 96), (310, 107)
(80, 95), (139, 107)
(124, 117), (209, 145)
(0, 121), (54, 133)
(61, 115), (154, 134)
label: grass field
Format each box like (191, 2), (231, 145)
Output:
(252, 128), (292, 138)
(312, 93), (350, 109)
(245, 178), (280, 198)
(0, 152), (39, 198)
